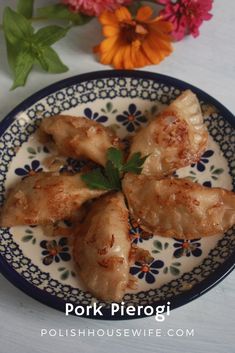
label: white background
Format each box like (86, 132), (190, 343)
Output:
(0, 1), (234, 352)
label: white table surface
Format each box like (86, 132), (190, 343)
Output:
(0, 1), (234, 352)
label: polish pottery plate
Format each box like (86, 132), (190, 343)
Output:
(0, 70), (234, 320)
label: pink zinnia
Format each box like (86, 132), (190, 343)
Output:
(62, 0), (133, 17)
(159, 0), (213, 41)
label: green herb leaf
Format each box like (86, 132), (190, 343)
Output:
(11, 48), (34, 90)
(123, 152), (149, 174)
(17, 0), (34, 19)
(5, 39), (19, 74)
(81, 169), (112, 190)
(105, 160), (121, 190)
(33, 25), (69, 47)
(107, 147), (123, 171)
(37, 46), (68, 73)
(37, 4), (92, 25)
(3, 7), (34, 45)
(81, 148), (149, 191)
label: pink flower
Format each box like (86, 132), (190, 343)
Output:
(159, 0), (213, 41)
(62, 0), (132, 17)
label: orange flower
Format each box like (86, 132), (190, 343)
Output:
(94, 6), (173, 69)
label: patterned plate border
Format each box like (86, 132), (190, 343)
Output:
(0, 70), (234, 320)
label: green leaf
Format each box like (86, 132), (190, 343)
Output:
(107, 147), (123, 171)
(37, 46), (68, 73)
(5, 39), (21, 74)
(164, 242), (169, 250)
(153, 240), (162, 251)
(17, 0), (34, 19)
(163, 267), (168, 274)
(123, 152), (149, 174)
(25, 229), (33, 234)
(212, 168), (224, 175)
(61, 270), (69, 281)
(81, 169), (112, 190)
(37, 4), (92, 25)
(105, 160), (121, 190)
(170, 266), (180, 276)
(82, 148), (149, 191)
(152, 250), (160, 254)
(22, 235), (33, 242)
(3, 7), (34, 45)
(106, 102), (113, 112)
(11, 48), (34, 90)
(27, 147), (36, 154)
(33, 25), (69, 47)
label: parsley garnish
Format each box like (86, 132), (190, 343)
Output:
(81, 147), (149, 191)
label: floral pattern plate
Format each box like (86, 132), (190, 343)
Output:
(0, 70), (234, 320)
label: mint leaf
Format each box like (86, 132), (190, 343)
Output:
(3, 7), (34, 45)
(37, 46), (68, 73)
(81, 169), (112, 190)
(107, 147), (123, 171)
(123, 152), (149, 174)
(11, 48), (34, 90)
(33, 25), (69, 47)
(105, 160), (121, 190)
(37, 4), (92, 25)
(5, 39), (20, 74)
(17, 0), (34, 19)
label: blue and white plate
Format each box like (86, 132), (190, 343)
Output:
(0, 70), (234, 319)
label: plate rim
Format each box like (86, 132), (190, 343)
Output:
(0, 69), (234, 320)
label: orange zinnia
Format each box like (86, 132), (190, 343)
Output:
(94, 6), (173, 69)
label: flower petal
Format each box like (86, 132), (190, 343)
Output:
(99, 11), (118, 26)
(40, 240), (48, 249)
(115, 7), (132, 22)
(116, 114), (127, 122)
(151, 260), (164, 269)
(138, 271), (145, 279)
(145, 272), (155, 284)
(127, 122), (135, 132)
(31, 160), (40, 170)
(103, 25), (120, 37)
(192, 248), (202, 257)
(136, 6), (153, 22)
(130, 266), (141, 275)
(43, 255), (53, 266)
(173, 248), (184, 258)
(59, 252), (71, 261)
(129, 104), (137, 115)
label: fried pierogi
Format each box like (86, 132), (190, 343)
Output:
(123, 174), (235, 239)
(1, 172), (105, 227)
(74, 192), (130, 301)
(128, 90), (208, 177)
(40, 115), (119, 166)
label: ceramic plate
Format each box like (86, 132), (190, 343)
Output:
(0, 70), (234, 320)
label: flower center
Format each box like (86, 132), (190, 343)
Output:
(141, 264), (150, 273)
(28, 170), (37, 176)
(121, 21), (148, 44)
(47, 243), (62, 256)
(182, 242), (190, 249)
(50, 249), (58, 256)
(128, 114), (135, 122)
